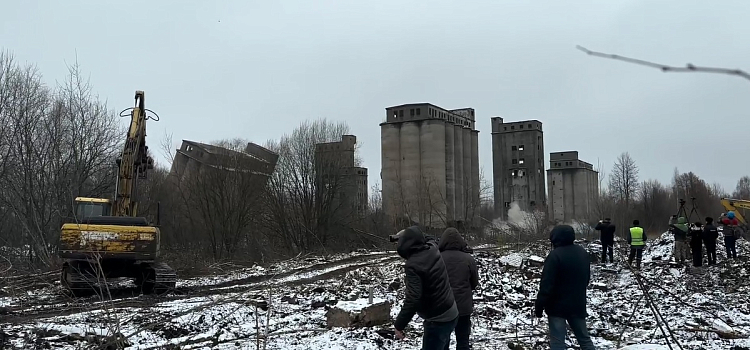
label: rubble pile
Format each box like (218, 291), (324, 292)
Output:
(1, 234), (750, 349)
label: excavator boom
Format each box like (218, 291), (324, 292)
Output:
(720, 198), (748, 225)
(112, 91), (154, 217)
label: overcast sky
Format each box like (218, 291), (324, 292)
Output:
(2, 0), (748, 194)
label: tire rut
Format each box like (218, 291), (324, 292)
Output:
(2, 247), (500, 324)
(0, 252), (400, 324)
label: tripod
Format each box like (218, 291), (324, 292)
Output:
(676, 197), (701, 224)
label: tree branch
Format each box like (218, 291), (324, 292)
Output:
(576, 45), (750, 81)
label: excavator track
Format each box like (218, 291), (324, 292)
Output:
(60, 262), (101, 297)
(138, 261), (177, 295)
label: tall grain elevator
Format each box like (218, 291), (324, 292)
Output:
(546, 151), (599, 223)
(381, 103), (480, 229)
(491, 117), (546, 219)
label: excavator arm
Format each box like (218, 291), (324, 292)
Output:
(112, 91), (154, 217)
(720, 198), (749, 225)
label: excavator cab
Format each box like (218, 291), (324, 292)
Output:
(74, 197), (112, 219)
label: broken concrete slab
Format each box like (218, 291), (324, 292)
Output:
(325, 299), (390, 328)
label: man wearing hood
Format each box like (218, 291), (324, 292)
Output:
(393, 226), (458, 349)
(534, 225), (596, 350)
(594, 218), (616, 264)
(439, 228), (479, 350)
(669, 216), (689, 264)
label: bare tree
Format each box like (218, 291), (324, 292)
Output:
(733, 176), (750, 199)
(262, 119), (360, 254)
(671, 170), (724, 221)
(0, 51), (121, 266)
(577, 46), (750, 81)
(638, 179), (673, 232)
(607, 153), (639, 236)
(168, 139), (271, 261)
(608, 152), (640, 208)
(460, 169), (493, 232)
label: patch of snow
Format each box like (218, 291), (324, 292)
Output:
(37, 323), (111, 337)
(528, 255), (544, 263)
(334, 298), (388, 312)
(712, 318), (734, 333)
(619, 345), (670, 350)
(499, 252), (526, 267)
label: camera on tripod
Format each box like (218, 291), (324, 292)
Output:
(675, 197), (700, 223)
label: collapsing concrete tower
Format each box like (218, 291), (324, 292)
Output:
(380, 103), (480, 229)
(314, 135), (368, 217)
(546, 151), (599, 223)
(491, 117), (546, 219)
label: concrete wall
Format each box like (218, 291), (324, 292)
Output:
(470, 130), (480, 226)
(381, 103), (480, 229)
(462, 127), (471, 221)
(491, 118), (503, 219)
(453, 124), (465, 222)
(420, 120), (447, 226)
(401, 122), (421, 222)
(546, 154), (599, 223)
(491, 118), (545, 219)
(444, 124), (455, 222)
(380, 123), (401, 220)
(314, 135), (368, 217)
(354, 167), (369, 215)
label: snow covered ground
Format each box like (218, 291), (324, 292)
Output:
(1, 235), (750, 349)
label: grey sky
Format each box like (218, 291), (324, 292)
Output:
(3, 0), (748, 193)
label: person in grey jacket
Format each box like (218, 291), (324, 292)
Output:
(439, 228), (479, 350)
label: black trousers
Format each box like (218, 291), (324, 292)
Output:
(690, 240), (703, 267)
(443, 315), (471, 350)
(628, 247), (643, 269)
(423, 317), (457, 350)
(703, 238), (717, 265)
(601, 241), (614, 263)
(725, 236), (738, 259)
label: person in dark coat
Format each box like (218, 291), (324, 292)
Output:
(534, 225), (596, 350)
(689, 222), (704, 268)
(393, 226), (458, 349)
(703, 217), (718, 265)
(595, 218), (616, 263)
(439, 228), (479, 350)
(721, 212), (740, 259)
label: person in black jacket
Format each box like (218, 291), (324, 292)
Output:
(595, 218), (616, 263)
(535, 225), (596, 350)
(393, 226), (458, 349)
(703, 217), (718, 265)
(439, 228), (479, 350)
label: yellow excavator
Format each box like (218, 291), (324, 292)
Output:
(58, 91), (176, 295)
(720, 198), (749, 225)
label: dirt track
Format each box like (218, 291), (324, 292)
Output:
(0, 251), (402, 324)
(1, 247), (501, 325)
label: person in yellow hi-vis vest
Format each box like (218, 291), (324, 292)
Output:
(628, 220), (647, 269)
